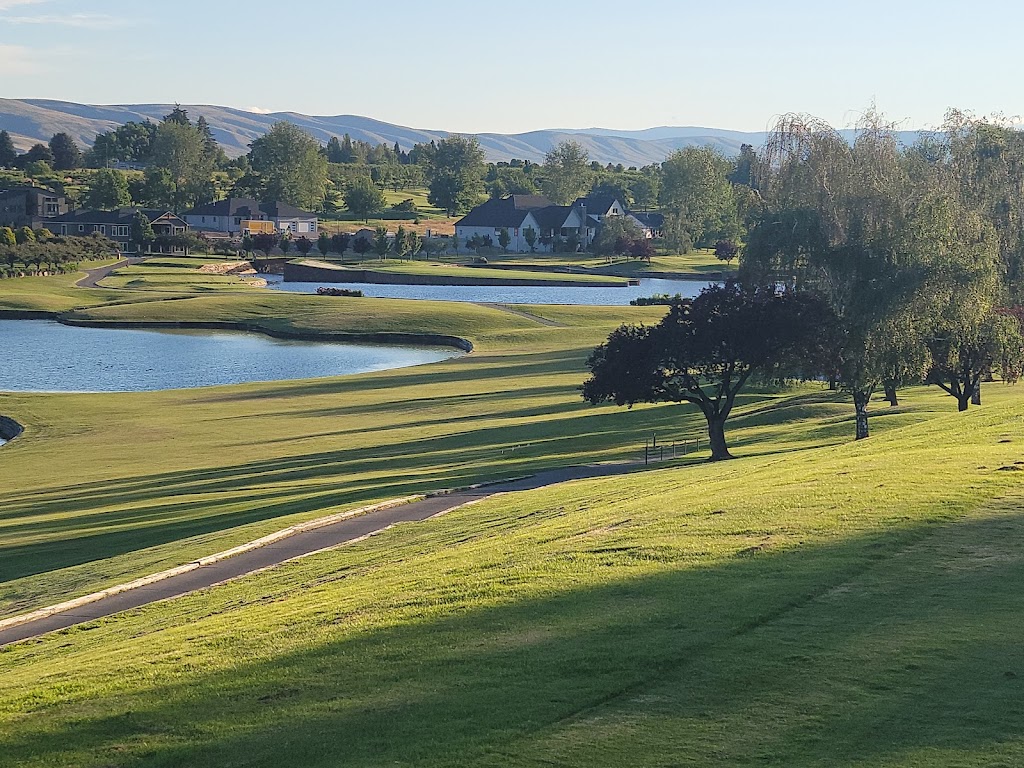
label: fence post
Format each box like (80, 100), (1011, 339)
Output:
(644, 442), (649, 466)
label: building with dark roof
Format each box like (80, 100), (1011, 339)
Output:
(50, 208), (189, 254)
(0, 186), (68, 229)
(455, 195), (602, 253)
(183, 197), (317, 237)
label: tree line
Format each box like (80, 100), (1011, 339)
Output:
(585, 109), (1024, 458)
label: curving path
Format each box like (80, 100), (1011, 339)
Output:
(475, 303), (567, 327)
(0, 462), (641, 647)
(75, 256), (144, 289)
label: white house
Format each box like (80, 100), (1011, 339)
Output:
(454, 194), (609, 253)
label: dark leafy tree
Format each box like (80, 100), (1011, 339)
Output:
(344, 176), (385, 221)
(279, 236), (292, 255)
(714, 239), (739, 263)
(583, 282), (833, 460)
(253, 232), (279, 256)
(497, 227), (511, 252)
(353, 235), (371, 257)
(85, 168), (132, 209)
(14, 143), (53, 170)
(163, 105), (191, 125)
(524, 226), (538, 253)
(331, 232), (351, 255)
(317, 231), (331, 255)
(131, 211), (156, 254)
(373, 226), (389, 259)
(295, 236), (313, 256)
(0, 131), (16, 168)
(427, 135), (485, 216)
(48, 133), (82, 170)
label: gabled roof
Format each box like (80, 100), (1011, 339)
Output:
(573, 195), (623, 216)
(532, 205), (574, 231)
(260, 201), (316, 219)
(456, 196), (542, 229)
(51, 208), (184, 226)
(630, 212), (665, 229)
(185, 197), (264, 219)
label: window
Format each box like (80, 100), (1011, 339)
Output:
(97, 225), (106, 235)
(310, 221), (316, 232)
(78, 224), (84, 232)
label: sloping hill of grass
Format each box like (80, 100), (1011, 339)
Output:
(1, 385), (1022, 766)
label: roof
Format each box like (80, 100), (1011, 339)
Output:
(455, 197), (532, 229)
(631, 212), (665, 229)
(532, 205), (574, 231)
(260, 201), (316, 219)
(185, 197), (264, 219)
(573, 195), (622, 216)
(51, 208), (185, 226)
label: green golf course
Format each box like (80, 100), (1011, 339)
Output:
(1, 258), (1023, 766)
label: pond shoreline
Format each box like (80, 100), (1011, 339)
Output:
(0, 310), (473, 353)
(284, 260), (633, 287)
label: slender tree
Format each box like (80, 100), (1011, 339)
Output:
(0, 131), (16, 168)
(48, 133), (82, 170)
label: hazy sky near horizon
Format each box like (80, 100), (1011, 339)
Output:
(1, 0), (1019, 133)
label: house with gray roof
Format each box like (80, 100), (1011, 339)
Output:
(455, 195), (601, 252)
(184, 197), (317, 237)
(0, 185), (68, 229)
(50, 208), (189, 254)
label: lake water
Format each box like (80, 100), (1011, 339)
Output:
(261, 275), (713, 305)
(0, 320), (462, 393)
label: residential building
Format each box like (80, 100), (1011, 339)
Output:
(454, 194), (606, 253)
(0, 185), (68, 229)
(183, 197), (317, 237)
(50, 208), (189, 254)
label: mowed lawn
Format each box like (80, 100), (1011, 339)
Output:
(1, 384), (1024, 766)
(4, 263), (1024, 766)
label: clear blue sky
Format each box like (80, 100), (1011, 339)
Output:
(1, 0), (1020, 133)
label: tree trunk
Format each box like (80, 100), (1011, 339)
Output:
(706, 415), (734, 461)
(853, 389), (870, 440)
(883, 381), (898, 407)
(958, 394), (970, 412)
(972, 381), (981, 406)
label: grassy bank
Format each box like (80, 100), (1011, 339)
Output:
(1, 384), (1022, 766)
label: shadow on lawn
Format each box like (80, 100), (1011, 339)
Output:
(6, 509), (1024, 766)
(0, 390), (862, 584)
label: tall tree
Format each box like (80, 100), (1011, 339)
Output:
(48, 133), (82, 170)
(248, 122), (329, 210)
(541, 140), (592, 205)
(426, 135), (485, 216)
(659, 146), (739, 248)
(150, 119), (213, 212)
(163, 105), (191, 126)
(131, 211), (156, 254)
(583, 282), (832, 460)
(0, 130), (16, 168)
(344, 176), (386, 221)
(85, 169), (132, 210)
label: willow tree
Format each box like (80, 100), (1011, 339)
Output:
(743, 112), (935, 439)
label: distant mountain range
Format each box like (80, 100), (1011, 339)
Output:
(0, 99), (927, 166)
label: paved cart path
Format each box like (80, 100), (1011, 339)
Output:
(0, 462), (640, 647)
(75, 257), (144, 289)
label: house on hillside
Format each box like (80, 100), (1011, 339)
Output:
(455, 194), (626, 253)
(183, 197), (317, 238)
(0, 186), (68, 229)
(50, 208), (189, 254)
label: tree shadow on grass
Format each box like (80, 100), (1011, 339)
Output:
(5, 510), (1024, 766)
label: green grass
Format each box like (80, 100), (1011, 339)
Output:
(1, 384), (1023, 766)
(304, 258), (632, 284)
(3, 259), (1024, 766)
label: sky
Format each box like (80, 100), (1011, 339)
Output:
(1, 0), (1021, 134)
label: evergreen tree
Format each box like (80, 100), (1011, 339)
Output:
(0, 130), (18, 168)
(48, 133), (83, 170)
(326, 136), (344, 163)
(163, 105), (191, 126)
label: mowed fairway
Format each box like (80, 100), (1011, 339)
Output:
(3, 263), (1024, 765)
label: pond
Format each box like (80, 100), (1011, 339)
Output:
(261, 275), (714, 305)
(0, 320), (463, 393)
